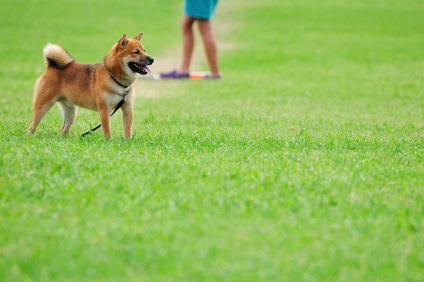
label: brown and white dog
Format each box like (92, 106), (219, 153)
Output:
(28, 33), (154, 138)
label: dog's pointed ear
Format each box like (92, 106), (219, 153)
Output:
(118, 34), (129, 49)
(133, 32), (144, 41)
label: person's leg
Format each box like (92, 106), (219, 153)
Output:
(179, 14), (196, 74)
(197, 18), (220, 77)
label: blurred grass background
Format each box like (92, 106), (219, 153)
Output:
(1, 0), (424, 281)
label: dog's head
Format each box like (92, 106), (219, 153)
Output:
(111, 33), (154, 76)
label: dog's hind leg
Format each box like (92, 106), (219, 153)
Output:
(28, 86), (58, 135)
(58, 102), (78, 135)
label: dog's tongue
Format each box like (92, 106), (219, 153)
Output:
(142, 66), (151, 74)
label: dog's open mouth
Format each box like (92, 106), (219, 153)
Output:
(128, 62), (151, 75)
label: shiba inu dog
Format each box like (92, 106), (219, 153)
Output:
(28, 33), (154, 138)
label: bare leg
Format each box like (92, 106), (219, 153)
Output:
(179, 14), (196, 74)
(197, 19), (220, 76)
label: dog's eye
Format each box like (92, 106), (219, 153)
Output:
(133, 50), (140, 54)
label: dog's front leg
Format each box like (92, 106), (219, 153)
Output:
(99, 103), (112, 138)
(122, 104), (134, 139)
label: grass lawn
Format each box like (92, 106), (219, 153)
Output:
(1, 0), (424, 281)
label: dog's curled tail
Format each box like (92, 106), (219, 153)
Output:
(43, 43), (75, 69)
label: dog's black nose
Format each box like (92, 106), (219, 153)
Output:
(147, 57), (154, 65)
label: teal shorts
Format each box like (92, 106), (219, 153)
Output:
(184, 0), (218, 20)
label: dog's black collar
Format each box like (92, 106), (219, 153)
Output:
(109, 73), (130, 89)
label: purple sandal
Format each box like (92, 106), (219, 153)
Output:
(160, 70), (190, 79)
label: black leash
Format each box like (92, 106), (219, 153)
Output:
(81, 74), (129, 138)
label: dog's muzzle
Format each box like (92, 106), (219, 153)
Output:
(128, 56), (154, 75)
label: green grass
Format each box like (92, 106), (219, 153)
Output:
(1, 0), (424, 281)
